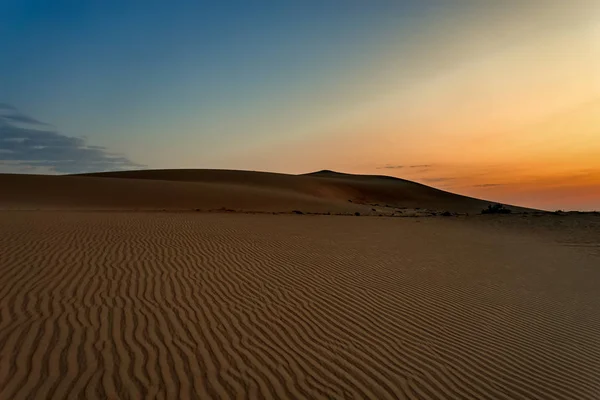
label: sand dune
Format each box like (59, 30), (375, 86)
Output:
(1, 212), (599, 399)
(0, 169), (509, 214)
(1, 170), (597, 399)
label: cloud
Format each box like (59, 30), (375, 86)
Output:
(376, 164), (433, 170)
(0, 103), (51, 126)
(473, 183), (505, 188)
(377, 165), (405, 169)
(0, 103), (17, 112)
(408, 164), (432, 169)
(0, 104), (143, 174)
(422, 177), (456, 183)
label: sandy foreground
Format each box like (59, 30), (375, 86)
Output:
(1, 211), (599, 400)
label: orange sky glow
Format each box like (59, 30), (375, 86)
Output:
(224, 2), (600, 210)
(4, 2), (598, 211)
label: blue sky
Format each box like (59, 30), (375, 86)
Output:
(1, 1), (438, 169)
(1, 1), (599, 210)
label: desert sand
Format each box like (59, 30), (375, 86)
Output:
(0, 169), (508, 214)
(1, 170), (599, 399)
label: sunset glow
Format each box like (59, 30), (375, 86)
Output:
(1, 1), (599, 210)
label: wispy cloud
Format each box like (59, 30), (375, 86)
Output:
(377, 164), (405, 170)
(0, 104), (143, 174)
(408, 164), (432, 169)
(422, 177), (456, 183)
(0, 103), (51, 126)
(473, 183), (505, 188)
(376, 164), (433, 170)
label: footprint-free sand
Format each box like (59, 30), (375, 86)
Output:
(1, 171), (599, 399)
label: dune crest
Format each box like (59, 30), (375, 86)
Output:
(0, 169), (519, 213)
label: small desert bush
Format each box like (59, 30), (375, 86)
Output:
(481, 204), (512, 215)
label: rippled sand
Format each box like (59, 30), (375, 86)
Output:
(1, 211), (599, 399)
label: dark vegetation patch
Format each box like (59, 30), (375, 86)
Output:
(482, 204), (512, 214)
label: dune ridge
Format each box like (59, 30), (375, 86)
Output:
(0, 169), (519, 214)
(1, 212), (599, 399)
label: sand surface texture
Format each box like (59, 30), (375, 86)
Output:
(1, 211), (599, 399)
(1, 170), (598, 399)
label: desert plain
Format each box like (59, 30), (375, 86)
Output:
(1, 170), (599, 399)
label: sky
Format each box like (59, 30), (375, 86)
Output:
(1, 1), (599, 211)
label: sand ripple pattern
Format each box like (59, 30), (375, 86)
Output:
(1, 212), (599, 399)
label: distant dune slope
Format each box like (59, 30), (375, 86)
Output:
(0, 169), (520, 213)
